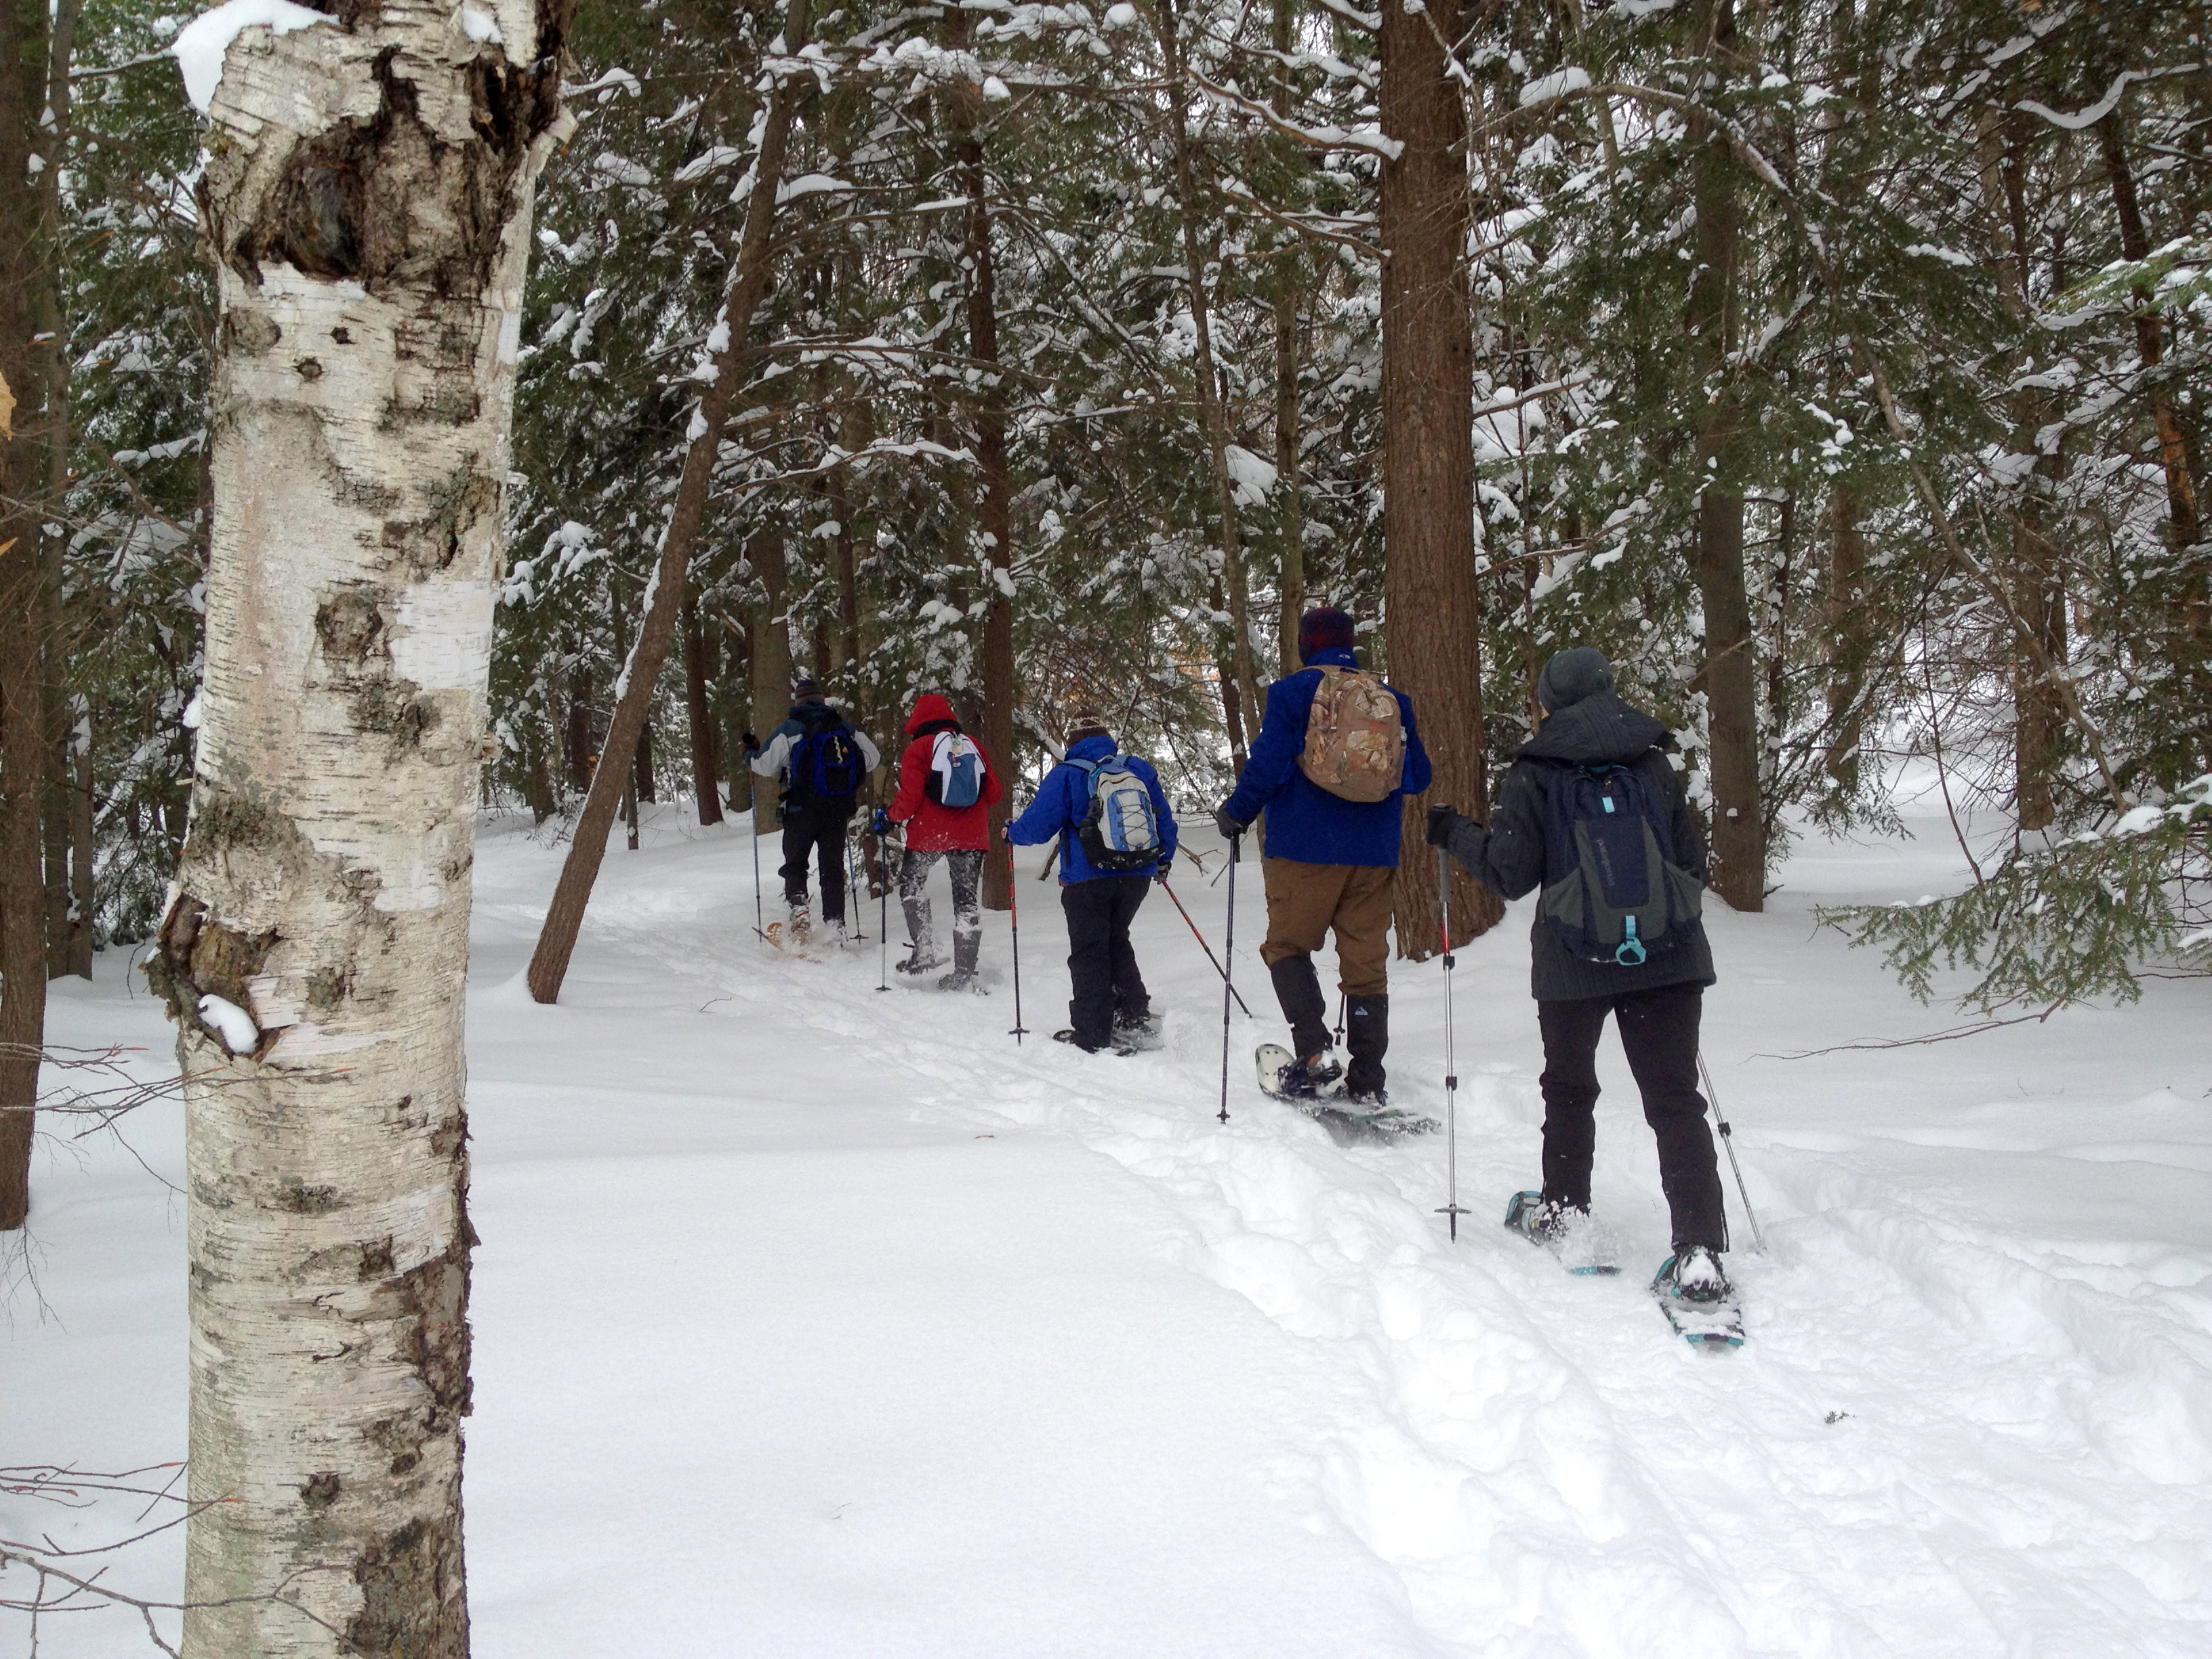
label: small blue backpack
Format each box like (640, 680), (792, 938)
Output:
(1537, 760), (1702, 965)
(928, 732), (983, 808)
(1070, 753), (1163, 872)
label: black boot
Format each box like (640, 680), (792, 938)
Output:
(1267, 954), (1332, 1060)
(1344, 994), (1388, 1104)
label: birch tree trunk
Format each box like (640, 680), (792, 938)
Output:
(143, 5), (570, 1650)
(1379, 0), (1499, 956)
(525, 0), (811, 1002)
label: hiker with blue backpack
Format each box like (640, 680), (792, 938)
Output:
(1004, 713), (1179, 1054)
(879, 691), (1004, 990)
(1424, 646), (1734, 1308)
(1212, 607), (1432, 1106)
(747, 677), (881, 945)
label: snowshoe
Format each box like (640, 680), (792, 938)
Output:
(1504, 1191), (1620, 1276)
(1112, 1010), (1164, 1052)
(896, 947), (947, 975)
(1652, 1247), (1744, 1349)
(1053, 1028), (1134, 1057)
(1255, 1043), (1437, 1145)
(937, 968), (983, 993)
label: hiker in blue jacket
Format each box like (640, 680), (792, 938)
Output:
(1006, 714), (1179, 1053)
(1213, 607), (1431, 1103)
(1425, 646), (1731, 1303)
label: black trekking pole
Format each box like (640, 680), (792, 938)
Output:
(1217, 831), (1240, 1124)
(1697, 1050), (1767, 1254)
(878, 831), (894, 992)
(1006, 840), (1029, 1043)
(750, 808), (769, 942)
(1434, 848), (1469, 1239)
(1158, 875), (1254, 1018)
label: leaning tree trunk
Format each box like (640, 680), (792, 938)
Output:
(0, 0), (55, 1229)
(526, 0), (811, 1002)
(682, 592), (723, 825)
(1379, 0), (1499, 956)
(144, 5), (569, 1651)
(1686, 0), (1763, 911)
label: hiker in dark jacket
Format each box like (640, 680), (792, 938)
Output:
(747, 678), (881, 941)
(1005, 715), (1179, 1053)
(1213, 607), (1432, 1103)
(1425, 646), (1732, 1300)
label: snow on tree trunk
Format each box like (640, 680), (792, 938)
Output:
(1379, 0), (1500, 956)
(144, 3), (570, 1651)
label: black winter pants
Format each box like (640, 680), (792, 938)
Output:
(1061, 876), (1152, 1048)
(1536, 982), (1727, 1251)
(780, 796), (855, 921)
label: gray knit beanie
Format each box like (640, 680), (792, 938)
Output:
(1536, 647), (1615, 713)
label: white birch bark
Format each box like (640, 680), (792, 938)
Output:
(149, 5), (571, 1654)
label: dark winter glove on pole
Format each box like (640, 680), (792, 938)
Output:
(1212, 803), (1252, 842)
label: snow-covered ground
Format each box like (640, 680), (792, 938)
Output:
(9, 787), (2211, 1656)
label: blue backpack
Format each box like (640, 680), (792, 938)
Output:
(793, 720), (865, 800)
(927, 731), (983, 809)
(1537, 760), (1703, 965)
(1070, 753), (1163, 872)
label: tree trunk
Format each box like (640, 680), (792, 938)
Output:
(1823, 486), (1869, 793)
(682, 593), (723, 825)
(0, 0), (54, 1229)
(1160, 12), (1265, 764)
(722, 611), (753, 815)
(946, 30), (1017, 912)
(1274, 289), (1305, 677)
(67, 708), (94, 977)
(632, 708), (656, 804)
(563, 661), (593, 793)
(148, 5), (569, 1649)
(1379, 0), (1498, 956)
(1686, 0), (1763, 911)
(527, 0), (811, 1003)
(749, 531), (791, 844)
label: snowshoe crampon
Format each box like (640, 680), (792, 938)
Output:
(1652, 1249), (1744, 1349)
(1112, 1010), (1165, 1052)
(1053, 1029), (1135, 1057)
(1504, 1191), (1620, 1276)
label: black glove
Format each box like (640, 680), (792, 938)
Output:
(1425, 803), (1459, 848)
(1212, 804), (1250, 841)
(1155, 855), (1173, 879)
(741, 730), (760, 755)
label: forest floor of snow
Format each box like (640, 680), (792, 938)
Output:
(9, 778), (2211, 1657)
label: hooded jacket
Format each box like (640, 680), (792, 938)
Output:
(887, 692), (1004, 852)
(1220, 645), (1433, 867)
(1441, 689), (1715, 1002)
(1006, 733), (1180, 882)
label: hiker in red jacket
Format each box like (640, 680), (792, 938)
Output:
(878, 692), (1004, 989)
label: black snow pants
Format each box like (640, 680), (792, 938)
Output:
(1061, 875), (1153, 1048)
(1536, 982), (1727, 1252)
(780, 794), (855, 922)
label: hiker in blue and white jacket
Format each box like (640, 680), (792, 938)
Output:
(1005, 714), (1179, 1054)
(1425, 646), (1731, 1303)
(747, 677), (880, 941)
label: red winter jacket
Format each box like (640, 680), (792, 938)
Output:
(888, 693), (1003, 852)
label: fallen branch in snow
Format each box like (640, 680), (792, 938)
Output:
(1755, 1006), (2066, 1057)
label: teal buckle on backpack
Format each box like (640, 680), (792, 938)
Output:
(1614, 916), (1647, 966)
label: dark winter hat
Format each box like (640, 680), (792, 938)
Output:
(1536, 647), (1615, 713)
(791, 676), (821, 699)
(1066, 712), (1111, 744)
(1296, 607), (1357, 663)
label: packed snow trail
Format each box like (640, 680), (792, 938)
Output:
(9, 794), (2209, 1656)
(463, 803), (2211, 1657)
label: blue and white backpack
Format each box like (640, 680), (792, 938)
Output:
(1070, 752), (1163, 872)
(928, 731), (983, 808)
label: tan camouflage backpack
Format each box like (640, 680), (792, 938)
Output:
(1298, 666), (1406, 802)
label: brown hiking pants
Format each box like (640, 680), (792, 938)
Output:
(1258, 858), (1394, 997)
